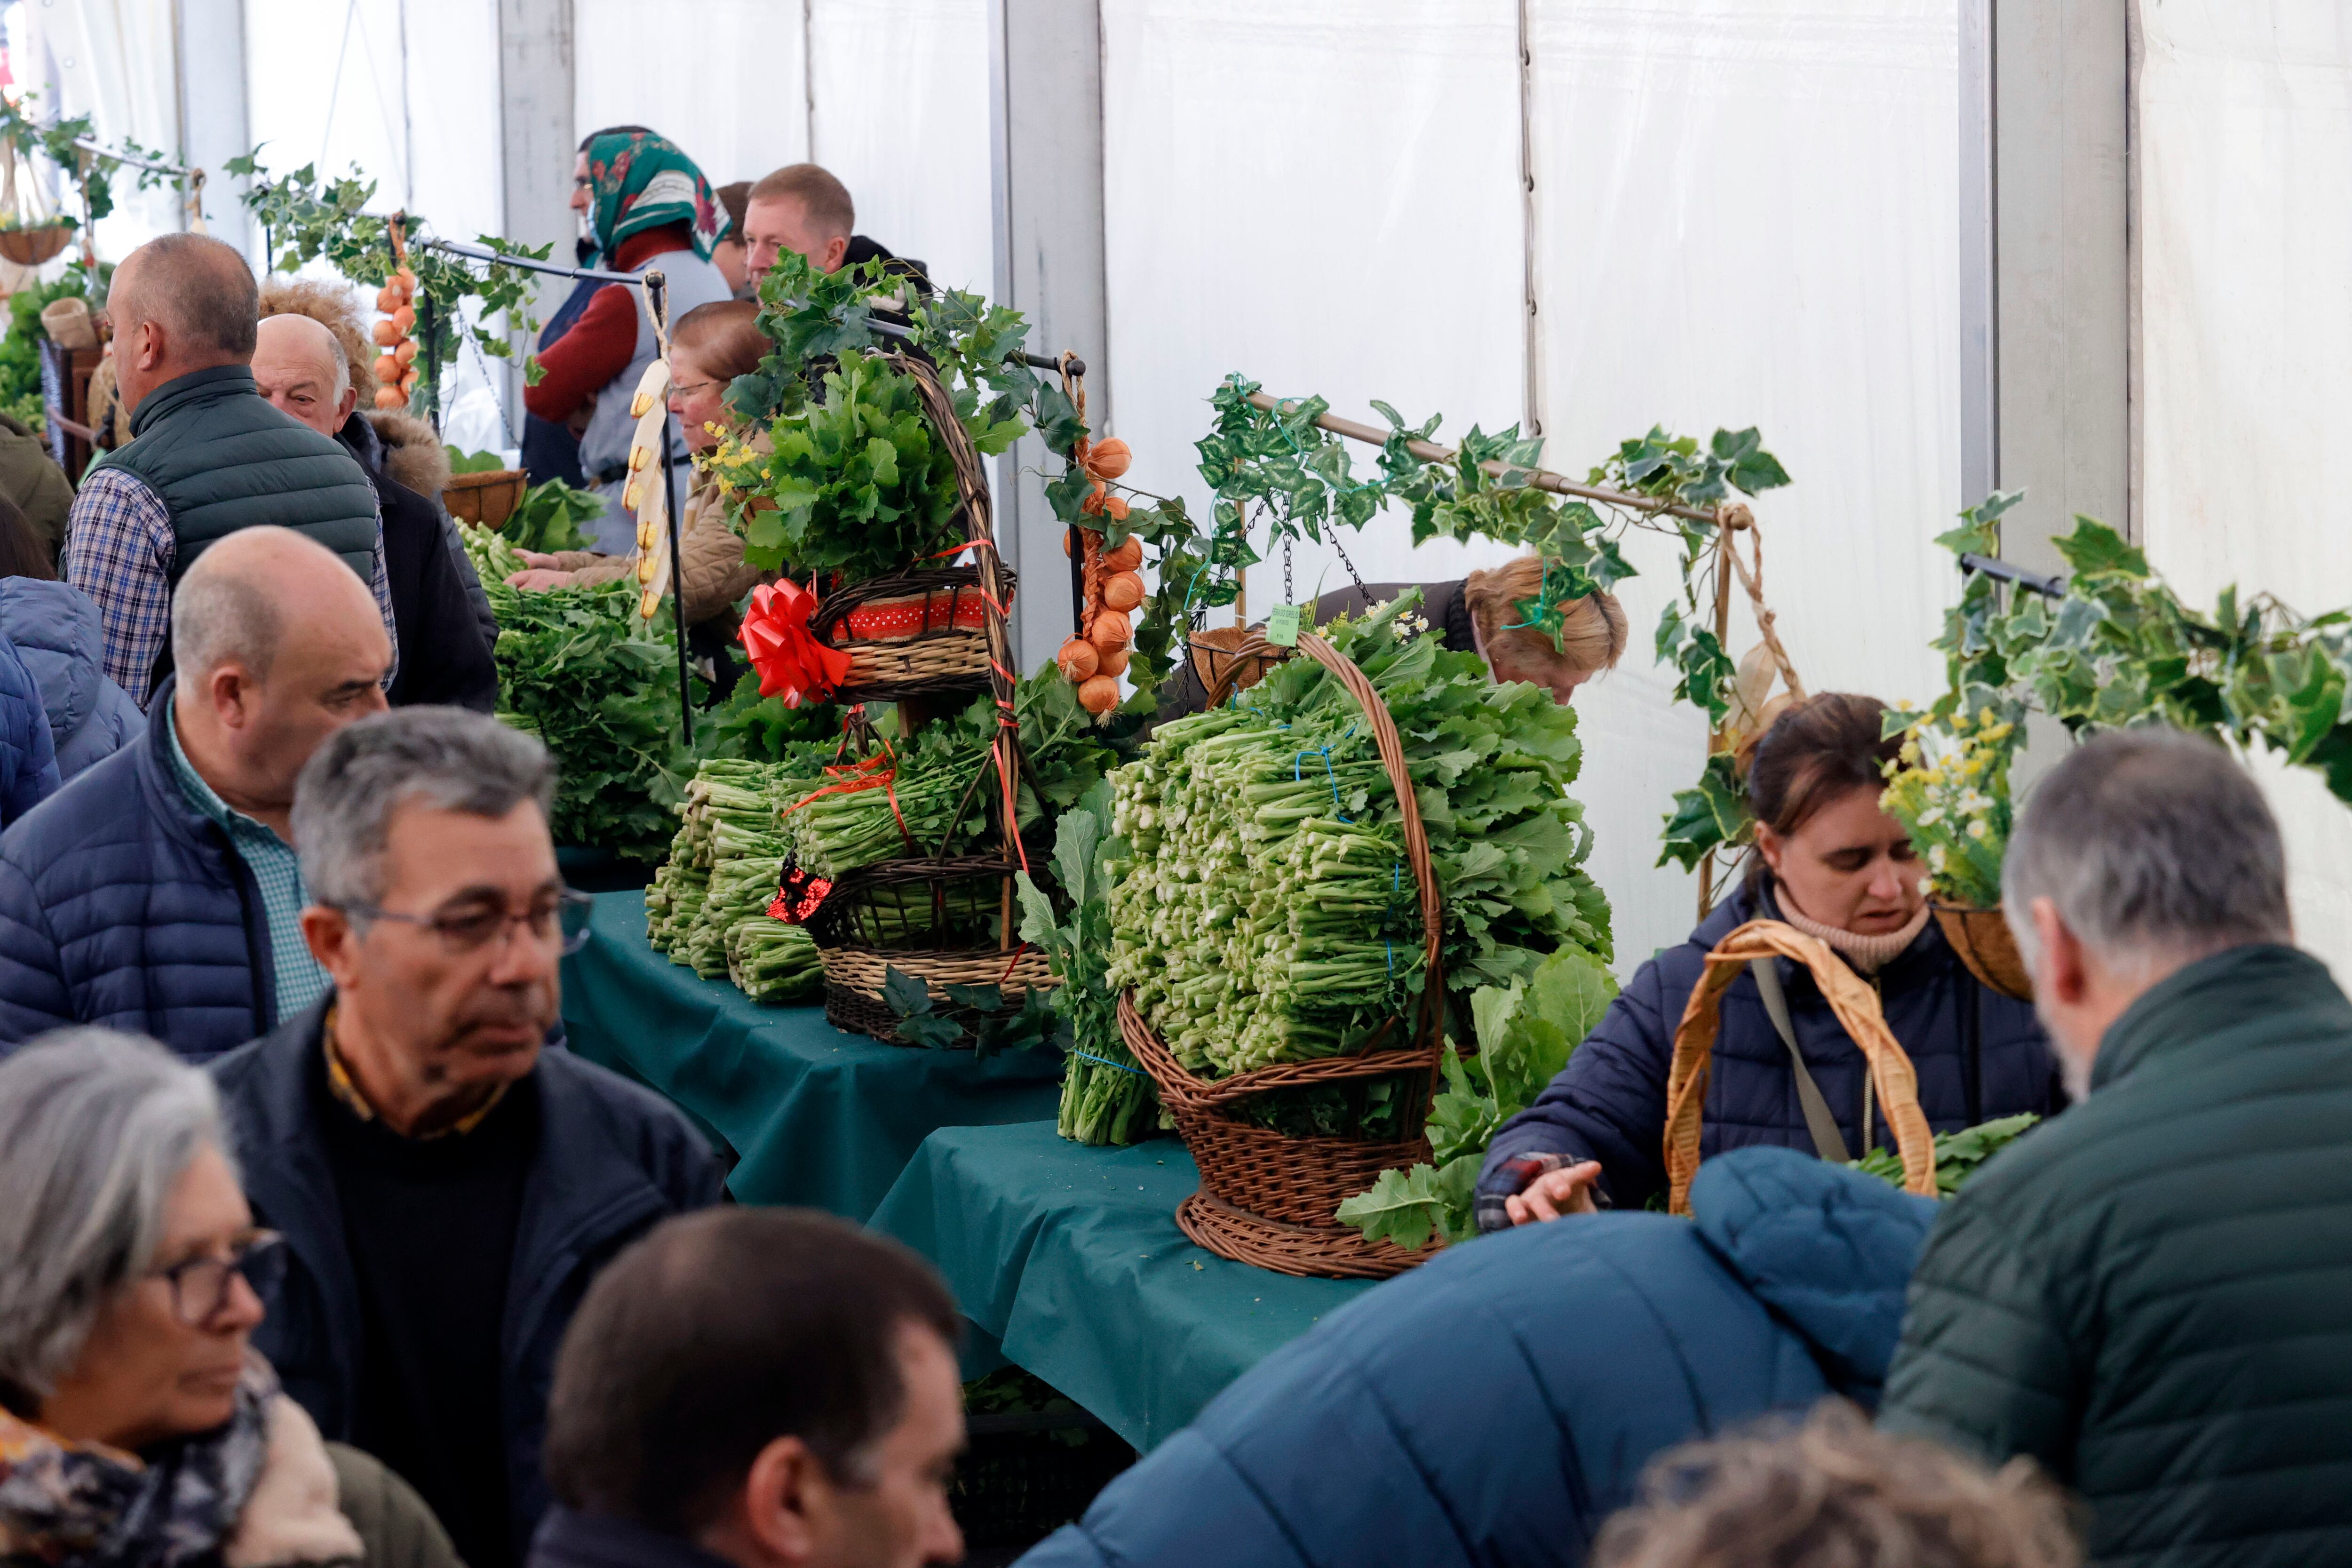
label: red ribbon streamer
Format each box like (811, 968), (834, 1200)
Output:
(738, 580), (853, 708)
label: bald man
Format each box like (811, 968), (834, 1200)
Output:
(253, 314), (495, 711)
(0, 527), (392, 1061)
(64, 233), (397, 709)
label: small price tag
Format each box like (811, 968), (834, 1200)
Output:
(1265, 603), (1303, 647)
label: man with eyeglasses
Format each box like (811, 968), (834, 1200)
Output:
(206, 706), (722, 1568)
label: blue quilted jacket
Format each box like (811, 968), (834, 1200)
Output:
(0, 623), (55, 826)
(1019, 1148), (1938, 1568)
(0, 578), (142, 779)
(0, 675), (273, 1060)
(1478, 882), (2063, 1214)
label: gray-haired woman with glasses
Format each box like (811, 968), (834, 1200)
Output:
(0, 1029), (459, 1568)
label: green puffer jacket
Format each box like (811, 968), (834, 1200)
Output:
(1881, 942), (2352, 1567)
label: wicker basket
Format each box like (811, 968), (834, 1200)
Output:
(1664, 919), (1939, 1214)
(1121, 628), (1450, 1281)
(1932, 901), (2034, 1001)
(443, 469), (529, 528)
(0, 223), (75, 267)
(801, 355), (1050, 1044)
(813, 563), (1019, 705)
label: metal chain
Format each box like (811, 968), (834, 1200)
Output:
(461, 329), (520, 449)
(1329, 530), (1369, 595)
(1284, 536), (1294, 605)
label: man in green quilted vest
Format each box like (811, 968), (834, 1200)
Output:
(63, 233), (396, 709)
(1882, 729), (2352, 1564)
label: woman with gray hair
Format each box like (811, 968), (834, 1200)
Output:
(0, 1030), (458, 1568)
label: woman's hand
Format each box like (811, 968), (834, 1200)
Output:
(514, 550), (563, 569)
(505, 568), (572, 591)
(1504, 1161), (1605, 1224)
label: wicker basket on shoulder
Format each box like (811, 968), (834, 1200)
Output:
(801, 354), (1052, 1043)
(1120, 628), (1448, 1281)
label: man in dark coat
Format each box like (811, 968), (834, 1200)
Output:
(63, 233), (395, 708)
(212, 707), (721, 1568)
(1882, 731), (2352, 1565)
(0, 529), (389, 1059)
(1025, 1148), (1935, 1568)
(251, 313), (496, 711)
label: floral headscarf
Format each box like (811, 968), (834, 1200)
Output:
(583, 130), (729, 263)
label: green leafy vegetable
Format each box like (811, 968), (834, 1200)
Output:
(1851, 1113), (2038, 1196)
(498, 478), (604, 556)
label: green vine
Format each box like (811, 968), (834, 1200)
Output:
(0, 95), (184, 231)
(225, 153), (550, 408)
(1883, 498), (2352, 906)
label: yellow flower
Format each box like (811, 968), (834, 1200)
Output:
(1952, 710), (1973, 732)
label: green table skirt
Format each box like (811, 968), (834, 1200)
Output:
(561, 892), (1064, 1218)
(870, 1120), (1374, 1450)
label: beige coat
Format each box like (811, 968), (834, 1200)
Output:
(543, 472), (768, 629)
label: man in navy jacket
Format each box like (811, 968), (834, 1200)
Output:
(210, 707), (721, 1568)
(0, 528), (389, 1060)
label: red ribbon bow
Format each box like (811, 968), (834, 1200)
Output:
(738, 580), (852, 708)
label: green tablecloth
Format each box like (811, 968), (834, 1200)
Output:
(561, 892), (1064, 1218)
(870, 1120), (1375, 1451)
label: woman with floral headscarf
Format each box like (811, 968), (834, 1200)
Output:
(523, 129), (737, 553)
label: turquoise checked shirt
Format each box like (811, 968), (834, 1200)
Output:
(165, 703), (331, 1023)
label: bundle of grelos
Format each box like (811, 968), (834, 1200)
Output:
(1105, 591), (1612, 1104)
(646, 756), (831, 1002)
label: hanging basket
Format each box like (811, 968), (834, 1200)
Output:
(0, 221), (75, 268)
(443, 469), (529, 529)
(1931, 901), (2034, 1002)
(801, 353), (1050, 1043)
(1121, 628), (1450, 1281)
(1663, 919), (1939, 1215)
(812, 562), (1018, 704)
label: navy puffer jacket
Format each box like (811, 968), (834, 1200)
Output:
(0, 675), (274, 1060)
(0, 625), (54, 826)
(0, 578), (143, 778)
(1479, 882), (2062, 1215)
(1019, 1149), (1937, 1568)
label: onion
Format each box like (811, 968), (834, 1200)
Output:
(371, 319), (401, 347)
(373, 354), (401, 383)
(395, 339), (419, 365)
(391, 305), (416, 334)
(1101, 572), (1144, 612)
(373, 386), (405, 410)
(1101, 536), (1142, 573)
(1078, 675), (1120, 714)
(1087, 609), (1130, 652)
(375, 284), (405, 313)
(1057, 637), (1100, 681)
(1096, 645), (1130, 678)
(1086, 437), (1132, 480)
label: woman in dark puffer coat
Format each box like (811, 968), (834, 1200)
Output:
(1479, 693), (2063, 1223)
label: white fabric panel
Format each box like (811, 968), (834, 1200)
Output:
(808, 0), (993, 296)
(245, 0), (409, 208)
(574, 0), (810, 190)
(2139, 2), (2352, 978)
(1526, 0), (1962, 969)
(1100, 0), (1526, 619)
(30, 0), (182, 259)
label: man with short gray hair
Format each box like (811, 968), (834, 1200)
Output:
(1881, 729), (2352, 1563)
(207, 705), (720, 1568)
(0, 526), (389, 1061)
(65, 232), (396, 708)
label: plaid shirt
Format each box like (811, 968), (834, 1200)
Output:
(63, 466), (399, 709)
(164, 698), (332, 1022)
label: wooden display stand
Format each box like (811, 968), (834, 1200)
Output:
(38, 338), (103, 482)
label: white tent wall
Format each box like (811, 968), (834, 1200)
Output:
(2138, 1), (2352, 978)
(24, 0), (183, 259)
(808, 0), (993, 297)
(573, 0), (810, 191)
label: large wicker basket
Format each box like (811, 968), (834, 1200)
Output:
(0, 222), (75, 267)
(813, 562), (1018, 705)
(800, 353), (1050, 1043)
(1121, 628), (1450, 1281)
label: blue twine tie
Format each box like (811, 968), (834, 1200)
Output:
(1295, 745), (1351, 821)
(1070, 1049), (1148, 1079)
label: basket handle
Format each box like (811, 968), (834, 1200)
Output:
(1662, 919), (1936, 1215)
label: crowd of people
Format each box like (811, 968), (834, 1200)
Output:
(0, 115), (2344, 1568)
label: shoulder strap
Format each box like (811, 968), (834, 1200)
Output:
(1749, 957), (1851, 1163)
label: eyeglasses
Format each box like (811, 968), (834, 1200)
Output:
(151, 1231), (286, 1326)
(669, 379), (723, 398)
(338, 888), (596, 956)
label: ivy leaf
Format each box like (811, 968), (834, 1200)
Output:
(882, 965), (936, 1019)
(941, 982), (1009, 1014)
(1711, 427), (1792, 493)
(1657, 753), (1748, 871)
(2053, 516), (2150, 579)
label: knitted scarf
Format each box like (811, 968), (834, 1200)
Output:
(1775, 895), (1932, 976)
